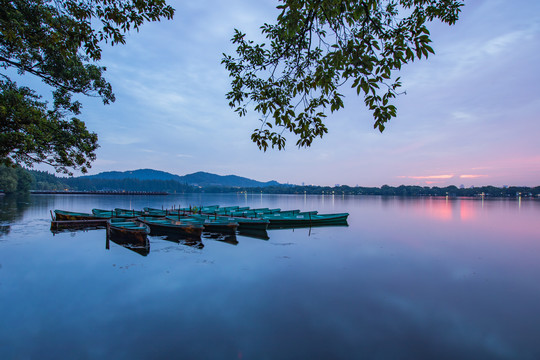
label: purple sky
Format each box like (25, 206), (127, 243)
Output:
(32, 1), (540, 187)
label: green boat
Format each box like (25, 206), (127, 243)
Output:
(213, 215), (269, 231)
(137, 216), (203, 238)
(201, 206), (250, 216)
(166, 205), (220, 215)
(106, 220), (150, 257)
(263, 212), (349, 228)
(114, 208), (145, 218)
(166, 214), (239, 234)
(92, 208), (115, 217)
(233, 208), (281, 216)
(197, 211), (270, 230)
(143, 207), (170, 217)
(107, 218), (150, 247)
(54, 209), (110, 221)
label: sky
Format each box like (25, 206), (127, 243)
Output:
(31, 0), (540, 187)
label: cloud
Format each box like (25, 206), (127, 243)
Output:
(460, 175), (488, 179)
(483, 29), (536, 56)
(405, 175), (455, 180)
(451, 111), (478, 123)
(101, 135), (142, 146)
(72, 0), (540, 187)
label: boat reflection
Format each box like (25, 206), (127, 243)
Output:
(106, 233), (150, 256)
(153, 233), (204, 249)
(267, 222), (349, 230)
(203, 232), (238, 246)
(50, 220), (107, 234)
(237, 229), (270, 240)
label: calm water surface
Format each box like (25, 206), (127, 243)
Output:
(1, 193), (539, 359)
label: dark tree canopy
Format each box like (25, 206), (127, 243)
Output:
(0, 163), (33, 192)
(223, 0), (464, 150)
(0, 0), (174, 174)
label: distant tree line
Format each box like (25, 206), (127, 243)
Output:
(0, 165), (34, 193)
(61, 177), (194, 193)
(248, 184), (540, 197)
(1, 168), (539, 197)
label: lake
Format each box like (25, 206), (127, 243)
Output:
(1, 193), (539, 359)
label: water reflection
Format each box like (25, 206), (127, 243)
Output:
(0, 193), (31, 237)
(106, 232), (150, 256)
(203, 232), (238, 245)
(268, 223), (349, 230)
(2, 194), (540, 359)
(155, 233), (205, 249)
(237, 229), (270, 240)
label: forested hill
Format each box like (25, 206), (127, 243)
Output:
(79, 169), (280, 187)
(5, 166), (539, 197)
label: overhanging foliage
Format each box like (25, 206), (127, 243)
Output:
(223, 0), (464, 150)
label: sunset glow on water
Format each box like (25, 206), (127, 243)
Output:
(1, 193), (539, 359)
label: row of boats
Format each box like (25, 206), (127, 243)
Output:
(52, 205), (349, 253)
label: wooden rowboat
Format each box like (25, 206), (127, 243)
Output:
(264, 212), (349, 228)
(92, 209), (115, 217)
(137, 216), (203, 238)
(114, 208), (145, 218)
(107, 218), (150, 247)
(54, 209), (110, 221)
(166, 215), (239, 234)
(204, 215), (269, 231)
(143, 207), (170, 217)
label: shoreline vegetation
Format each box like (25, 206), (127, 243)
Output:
(1, 167), (539, 198)
(28, 186), (540, 198)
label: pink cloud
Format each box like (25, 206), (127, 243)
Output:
(407, 174), (455, 180)
(460, 174), (488, 179)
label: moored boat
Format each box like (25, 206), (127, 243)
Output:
(107, 218), (150, 246)
(54, 209), (110, 221)
(143, 207), (170, 217)
(264, 212), (349, 228)
(137, 216), (203, 238)
(92, 208), (115, 217)
(214, 215), (269, 231)
(166, 214), (239, 234)
(114, 208), (145, 218)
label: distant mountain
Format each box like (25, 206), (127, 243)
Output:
(83, 169), (183, 182)
(81, 169), (280, 187)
